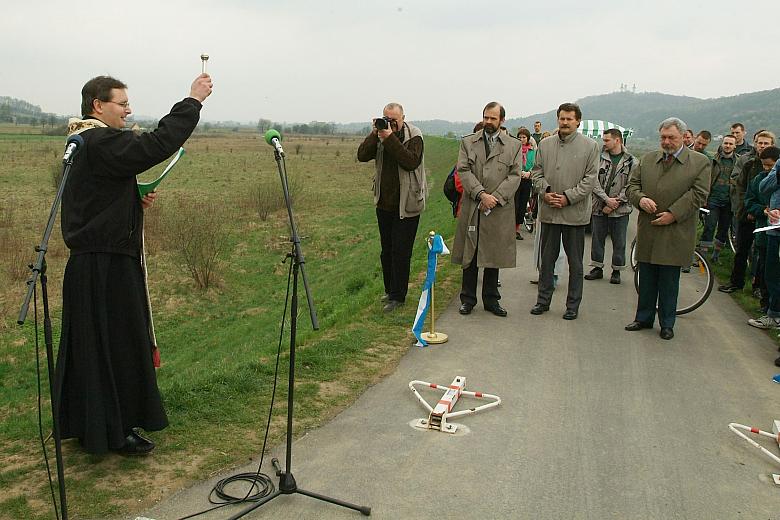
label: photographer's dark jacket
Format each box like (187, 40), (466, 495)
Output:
(63, 97), (202, 256)
(357, 123), (426, 218)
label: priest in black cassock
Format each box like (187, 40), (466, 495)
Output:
(53, 73), (213, 455)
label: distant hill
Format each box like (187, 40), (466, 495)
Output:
(505, 89), (780, 139)
(340, 89), (780, 139)
(0, 95), (65, 127)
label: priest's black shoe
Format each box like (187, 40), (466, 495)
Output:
(584, 267), (603, 280)
(625, 320), (652, 331)
(562, 309), (578, 320)
(530, 304), (549, 315)
(660, 327), (674, 340)
(459, 303), (474, 315)
(115, 430), (154, 455)
(485, 304), (507, 317)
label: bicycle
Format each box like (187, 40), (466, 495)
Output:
(523, 194), (537, 234)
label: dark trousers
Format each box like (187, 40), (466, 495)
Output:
(460, 214), (500, 307)
(766, 235), (780, 318)
(700, 201), (731, 248)
(635, 262), (681, 329)
(514, 179), (532, 225)
(756, 242), (769, 309)
(537, 223), (585, 311)
(729, 218), (755, 288)
(590, 214), (629, 270)
(376, 208), (419, 303)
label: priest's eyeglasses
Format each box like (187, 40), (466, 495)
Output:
(106, 100), (131, 109)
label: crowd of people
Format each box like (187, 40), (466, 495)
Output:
(359, 101), (780, 369)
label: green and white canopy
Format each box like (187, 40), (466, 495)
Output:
(577, 120), (634, 142)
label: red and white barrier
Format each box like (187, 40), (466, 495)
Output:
(409, 376), (500, 433)
(728, 422), (780, 484)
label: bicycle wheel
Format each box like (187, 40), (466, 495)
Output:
(632, 250), (714, 315)
(523, 198), (536, 233)
(629, 238), (638, 271)
(728, 219), (737, 253)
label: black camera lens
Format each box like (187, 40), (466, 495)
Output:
(375, 118), (388, 130)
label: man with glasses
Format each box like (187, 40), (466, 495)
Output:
(358, 103), (425, 313)
(451, 102), (522, 317)
(55, 73), (212, 455)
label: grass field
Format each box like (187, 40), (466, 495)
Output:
(0, 128), (462, 519)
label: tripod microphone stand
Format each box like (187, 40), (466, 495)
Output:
(17, 140), (82, 520)
(228, 142), (370, 518)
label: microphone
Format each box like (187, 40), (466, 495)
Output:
(62, 134), (84, 163)
(264, 129), (285, 156)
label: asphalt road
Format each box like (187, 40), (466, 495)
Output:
(137, 225), (780, 520)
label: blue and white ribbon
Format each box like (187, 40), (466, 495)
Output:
(412, 234), (450, 347)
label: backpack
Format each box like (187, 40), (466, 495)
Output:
(443, 166), (460, 217)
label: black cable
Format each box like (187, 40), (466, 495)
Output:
(34, 284), (60, 520)
(176, 255), (294, 520)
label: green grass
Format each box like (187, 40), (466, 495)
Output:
(0, 132), (461, 518)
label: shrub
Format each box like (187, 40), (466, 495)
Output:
(242, 172), (306, 221)
(162, 198), (231, 290)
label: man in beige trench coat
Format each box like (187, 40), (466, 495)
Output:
(451, 102), (522, 317)
(625, 117), (710, 340)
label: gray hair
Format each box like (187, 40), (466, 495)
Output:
(384, 102), (404, 114)
(658, 117), (688, 135)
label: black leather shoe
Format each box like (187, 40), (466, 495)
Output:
(383, 300), (403, 313)
(115, 430), (155, 455)
(717, 284), (739, 293)
(609, 271), (621, 284)
(485, 304), (507, 317)
(584, 267), (603, 280)
(775, 356), (780, 368)
(562, 309), (578, 320)
(530, 304), (549, 315)
(660, 327), (674, 340)
(625, 321), (652, 331)
(459, 303), (474, 315)
(515, 232), (524, 240)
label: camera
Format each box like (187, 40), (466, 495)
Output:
(374, 116), (393, 131)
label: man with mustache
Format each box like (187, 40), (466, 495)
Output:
(625, 117), (710, 340)
(530, 102), (599, 320)
(451, 102), (522, 317)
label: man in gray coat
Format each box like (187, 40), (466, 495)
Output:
(530, 102), (600, 320)
(451, 102), (522, 317)
(625, 117), (710, 340)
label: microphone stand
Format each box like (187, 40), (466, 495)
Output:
(18, 155), (75, 520)
(228, 148), (370, 518)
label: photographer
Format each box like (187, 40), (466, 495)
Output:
(357, 103), (425, 313)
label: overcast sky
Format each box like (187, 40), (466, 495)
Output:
(3, 0), (778, 124)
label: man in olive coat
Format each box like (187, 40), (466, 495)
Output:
(530, 102), (600, 320)
(451, 102), (522, 316)
(625, 117), (710, 340)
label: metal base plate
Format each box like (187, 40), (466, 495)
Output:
(420, 332), (448, 344)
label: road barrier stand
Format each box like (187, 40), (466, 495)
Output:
(409, 376), (500, 433)
(728, 421), (780, 485)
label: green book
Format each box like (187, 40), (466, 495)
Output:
(137, 147), (185, 197)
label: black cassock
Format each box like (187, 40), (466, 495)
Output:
(54, 97), (201, 454)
